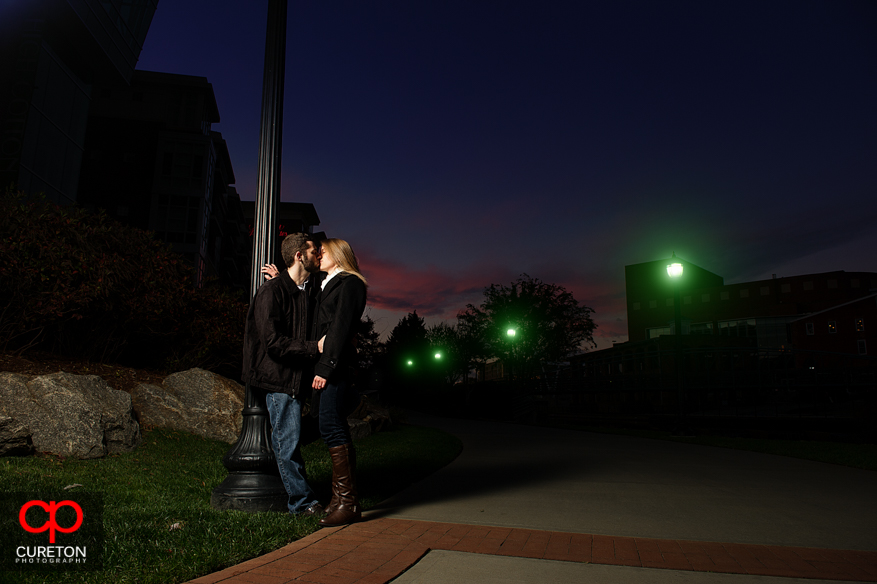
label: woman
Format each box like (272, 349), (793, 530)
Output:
(311, 238), (368, 527)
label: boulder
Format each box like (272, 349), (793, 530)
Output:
(132, 368), (244, 443)
(346, 395), (392, 440)
(0, 415), (32, 456)
(0, 372), (141, 459)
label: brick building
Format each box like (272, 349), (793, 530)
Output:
(625, 256), (877, 356)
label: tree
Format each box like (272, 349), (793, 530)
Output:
(354, 315), (382, 372)
(458, 274), (596, 377)
(382, 311), (430, 401)
(426, 321), (473, 386)
(384, 311), (429, 367)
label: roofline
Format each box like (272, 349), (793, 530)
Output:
(791, 292), (877, 322)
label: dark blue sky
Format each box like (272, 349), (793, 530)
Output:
(137, 0), (877, 346)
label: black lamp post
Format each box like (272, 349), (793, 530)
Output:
(211, 0), (289, 512)
(667, 254), (687, 434)
(506, 327), (517, 381)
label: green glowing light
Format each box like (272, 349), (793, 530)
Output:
(667, 262), (683, 278)
(434, 352), (442, 359)
(507, 328), (516, 337)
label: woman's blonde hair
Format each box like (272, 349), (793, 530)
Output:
(321, 238), (368, 286)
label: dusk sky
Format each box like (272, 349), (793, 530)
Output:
(136, 0), (876, 349)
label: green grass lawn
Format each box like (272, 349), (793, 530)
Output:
(0, 424), (462, 584)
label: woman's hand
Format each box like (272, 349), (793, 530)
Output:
(318, 335), (326, 353)
(261, 264), (279, 280)
(312, 375), (327, 390)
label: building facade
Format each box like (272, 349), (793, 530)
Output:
(0, 0), (158, 205)
(77, 70), (250, 288)
(790, 293), (876, 367)
(625, 256), (877, 357)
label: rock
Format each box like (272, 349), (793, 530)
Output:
(0, 415), (33, 456)
(132, 368), (244, 443)
(347, 418), (372, 441)
(0, 371), (141, 459)
(346, 395), (392, 439)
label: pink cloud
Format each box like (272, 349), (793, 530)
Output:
(358, 250), (513, 319)
(356, 251), (630, 344)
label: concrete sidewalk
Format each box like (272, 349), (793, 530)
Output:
(188, 414), (877, 583)
(375, 414), (876, 550)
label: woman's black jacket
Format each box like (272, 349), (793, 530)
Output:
(313, 273), (367, 380)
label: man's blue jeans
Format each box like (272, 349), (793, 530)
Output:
(265, 392), (319, 514)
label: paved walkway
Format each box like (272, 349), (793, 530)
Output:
(188, 415), (877, 583)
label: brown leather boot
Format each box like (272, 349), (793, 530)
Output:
(323, 444), (354, 516)
(320, 444), (361, 527)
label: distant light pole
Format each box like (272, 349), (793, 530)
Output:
(506, 327), (517, 381)
(212, 0), (289, 513)
(667, 254), (687, 433)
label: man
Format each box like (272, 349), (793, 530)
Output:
(242, 233), (324, 516)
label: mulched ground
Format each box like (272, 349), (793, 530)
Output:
(0, 351), (167, 393)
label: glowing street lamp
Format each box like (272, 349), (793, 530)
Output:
(434, 352), (442, 360)
(667, 261), (683, 279)
(507, 328), (516, 338)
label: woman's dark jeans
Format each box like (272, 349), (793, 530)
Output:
(318, 377), (359, 448)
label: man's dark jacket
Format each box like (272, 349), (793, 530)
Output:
(242, 270), (319, 395)
(313, 273), (367, 380)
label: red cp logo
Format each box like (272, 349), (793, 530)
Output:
(19, 500), (83, 543)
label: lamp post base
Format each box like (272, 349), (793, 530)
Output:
(211, 472), (287, 512)
(211, 383), (288, 513)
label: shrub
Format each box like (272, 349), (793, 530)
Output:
(0, 188), (247, 375)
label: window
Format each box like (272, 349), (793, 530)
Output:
(805, 323), (814, 335)
(740, 289), (749, 298)
(154, 195), (202, 246)
(719, 319), (757, 338)
(721, 291), (729, 300)
(855, 318), (864, 332)
(701, 294), (710, 303)
(647, 326), (671, 339)
(159, 142), (205, 189)
(683, 295), (692, 305)
(781, 284), (791, 293)
(803, 281), (814, 291)
(761, 286), (770, 296)
(666, 298), (674, 307)
(828, 321), (837, 334)
(632, 302), (640, 310)
(649, 300), (657, 309)
(828, 279), (837, 289)
(690, 322), (713, 335)
(859, 340), (868, 355)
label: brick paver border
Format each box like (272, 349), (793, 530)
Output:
(187, 517), (877, 584)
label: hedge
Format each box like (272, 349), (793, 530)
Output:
(0, 188), (247, 376)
